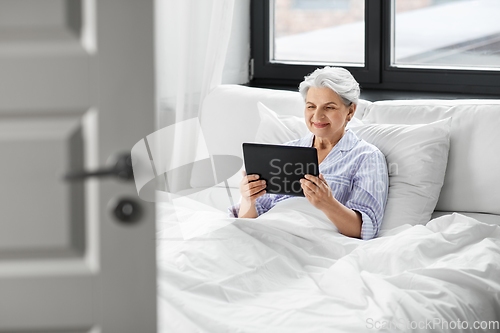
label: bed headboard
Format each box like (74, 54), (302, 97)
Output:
(200, 84), (500, 216)
(200, 84), (370, 158)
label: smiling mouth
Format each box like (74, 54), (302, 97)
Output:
(313, 122), (329, 128)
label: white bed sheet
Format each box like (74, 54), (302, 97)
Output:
(432, 210), (500, 227)
(157, 196), (500, 333)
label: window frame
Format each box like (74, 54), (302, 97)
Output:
(251, 0), (500, 94)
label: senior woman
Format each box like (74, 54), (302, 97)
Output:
(228, 67), (389, 240)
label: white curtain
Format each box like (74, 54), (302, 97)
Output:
(153, 0), (237, 197)
(155, 0), (235, 128)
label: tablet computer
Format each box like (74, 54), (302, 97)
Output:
(242, 142), (319, 197)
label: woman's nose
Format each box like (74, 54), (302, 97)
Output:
(314, 108), (325, 118)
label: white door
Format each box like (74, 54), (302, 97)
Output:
(0, 1), (156, 332)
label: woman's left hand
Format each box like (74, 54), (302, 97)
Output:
(300, 174), (334, 210)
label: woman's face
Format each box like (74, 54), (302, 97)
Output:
(305, 87), (355, 144)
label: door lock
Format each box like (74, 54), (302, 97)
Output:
(111, 197), (142, 224)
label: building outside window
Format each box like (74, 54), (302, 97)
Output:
(252, 0), (500, 94)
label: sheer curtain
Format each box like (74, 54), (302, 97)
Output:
(155, 0), (235, 128)
(154, 3), (242, 330)
(152, 0), (240, 201)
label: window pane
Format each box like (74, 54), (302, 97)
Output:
(393, 0), (500, 70)
(272, 0), (365, 66)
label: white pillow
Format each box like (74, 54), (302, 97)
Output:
(254, 102), (308, 144)
(348, 118), (452, 230)
(239, 103), (452, 231)
(225, 102), (308, 188)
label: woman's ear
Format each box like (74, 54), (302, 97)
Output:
(349, 103), (357, 118)
(346, 103), (357, 121)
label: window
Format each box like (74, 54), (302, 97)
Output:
(292, 0), (351, 10)
(273, 0), (365, 66)
(393, 0), (500, 70)
(251, 0), (500, 94)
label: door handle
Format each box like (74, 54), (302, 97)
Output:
(65, 153), (134, 181)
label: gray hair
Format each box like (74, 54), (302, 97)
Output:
(298, 67), (360, 106)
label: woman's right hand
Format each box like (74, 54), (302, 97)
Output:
(238, 170), (267, 218)
(239, 170), (267, 205)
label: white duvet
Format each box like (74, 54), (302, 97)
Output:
(157, 197), (500, 333)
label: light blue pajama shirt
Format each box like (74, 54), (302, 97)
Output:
(228, 129), (389, 240)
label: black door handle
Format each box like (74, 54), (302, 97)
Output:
(65, 153), (134, 181)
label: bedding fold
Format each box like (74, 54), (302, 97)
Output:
(158, 198), (500, 332)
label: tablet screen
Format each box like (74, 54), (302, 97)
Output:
(242, 143), (319, 196)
